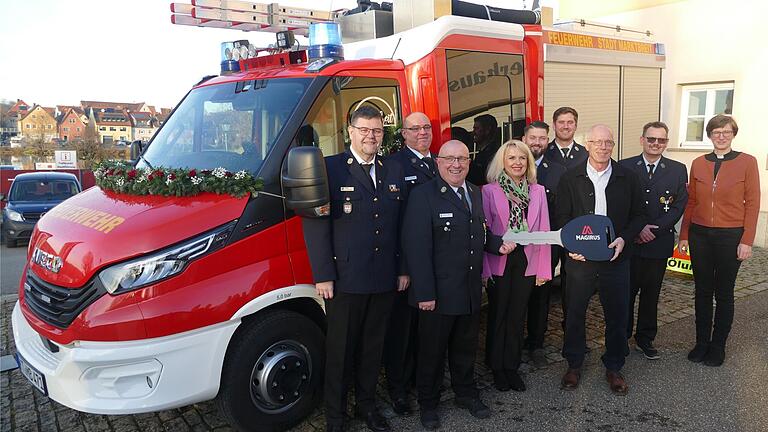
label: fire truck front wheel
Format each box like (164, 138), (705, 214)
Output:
(217, 309), (325, 432)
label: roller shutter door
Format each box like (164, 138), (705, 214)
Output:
(544, 62), (620, 153)
(620, 67), (661, 159)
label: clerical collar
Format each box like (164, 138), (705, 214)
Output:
(705, 150), (739, 162)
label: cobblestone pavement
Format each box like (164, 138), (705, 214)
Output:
(2, 248), (768, 432)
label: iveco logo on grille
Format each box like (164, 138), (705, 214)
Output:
(31, 248), (63, 273)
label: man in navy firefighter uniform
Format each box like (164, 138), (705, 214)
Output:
(302, 106), (408, 432)
(619, 121), (688, 360)
(384, 111), (436, 415)
(402, 140), (513, 430)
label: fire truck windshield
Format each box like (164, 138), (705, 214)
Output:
(139, 78), (311, 174)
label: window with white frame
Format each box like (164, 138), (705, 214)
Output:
(679, 82), (734, 148)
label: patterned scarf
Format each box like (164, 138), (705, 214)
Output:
(498, 171), (529, 233)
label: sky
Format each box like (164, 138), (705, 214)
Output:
(0, 0), (538, 110)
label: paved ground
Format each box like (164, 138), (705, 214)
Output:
(0, 241), (27, 296)
(2, 247), (767, 432)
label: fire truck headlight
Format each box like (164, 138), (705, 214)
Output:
(98, 221), (236, 295)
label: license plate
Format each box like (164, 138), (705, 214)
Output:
(16, 353), (48, 396)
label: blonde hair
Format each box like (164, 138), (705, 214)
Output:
(485, 140), (537, 184)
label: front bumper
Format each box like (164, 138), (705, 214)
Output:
(11, 301), (240, 414)
(2, 218), (34, 241)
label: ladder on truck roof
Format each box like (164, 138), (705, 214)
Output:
(169, 0), (345, 36)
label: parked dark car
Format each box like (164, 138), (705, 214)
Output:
(1, 172), (81, 247)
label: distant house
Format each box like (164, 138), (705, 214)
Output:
(89, 108), (132, 144)
(1, 99), (29, 140)
(18, 105), (58, 142)
(57, 107), (88, 142)
(81, 100), (151, 114)
(128, 111), (157, 142)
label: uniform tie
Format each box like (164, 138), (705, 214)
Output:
(423, 156), (436, 175)
(457, 186), (471, 212)
(361, 163), (375, 189)
(647, 163), (655, 180)
(561, 147), (570, 160)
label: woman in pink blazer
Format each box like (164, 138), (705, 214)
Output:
(482, 139), (551, 392)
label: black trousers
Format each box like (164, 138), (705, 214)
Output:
(383, 290), (418, 400)
(488, 248), (535, 372)
(562, 258), (630, 371)
(416, 310), (480, 410)
(526, 246), (559, 349)
(324, 290), (395, 425)
(627, 256), (668, 344)
(688, 224), (743, 348)
(557, 246), (569, 329)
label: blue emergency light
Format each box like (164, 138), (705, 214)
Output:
(307, 22), (344, 61)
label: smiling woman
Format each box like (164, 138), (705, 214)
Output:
(481, 139), (551, 392)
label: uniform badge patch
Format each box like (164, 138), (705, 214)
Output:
(347, 157), (353, 165)
(405, 175), (418, 181)
(389, 184), (400, 192)
(343, 202), (353, 214)
(341, 186), (355, 192)
(439, 213), (453, 218)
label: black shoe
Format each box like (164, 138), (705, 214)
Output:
(688, 343), (709, 363)
(506, 370), (526, 392)
(454, 397), (491, 419)
(420, 409), (440, 430)
(493, 371), (511, 392)
(391, 396), (411, 415)
(326, 423), (345, 432)
(635, 341), (661, 360)
(703, 345), (725, 367)
(361, 410), (390, 432)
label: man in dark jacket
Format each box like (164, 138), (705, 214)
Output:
(544, 106), (588, 168)
(302, 106), (409, 432)
(522, 121), (566, 367)
(555, 124), (645, 396)
(402, 140), (512, 430)
(383, 111), (436, 415)
(467, 114), (500, 186)
(619, 121), (688, 360)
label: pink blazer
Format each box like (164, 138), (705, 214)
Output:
(482, 182), (552, 280)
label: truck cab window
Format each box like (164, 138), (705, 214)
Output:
(140, 78), (310, 174)
(446, 50), (526, 154)
(298, 77), (402, 157)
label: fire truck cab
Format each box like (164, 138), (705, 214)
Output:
(12, 2), (664, 431)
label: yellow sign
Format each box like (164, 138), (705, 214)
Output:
(666, 243), (693, 275)
(544, 30), (658, 55)
(48, 204), (125, 234)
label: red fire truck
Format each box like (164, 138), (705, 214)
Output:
(12, 1), (665, 431)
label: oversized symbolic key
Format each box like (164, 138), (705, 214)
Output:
(503, 214), (616, 261)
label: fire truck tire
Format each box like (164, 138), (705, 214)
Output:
(217, 309), (325, 432)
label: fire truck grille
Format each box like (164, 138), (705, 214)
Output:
(23, 270), (106, 329)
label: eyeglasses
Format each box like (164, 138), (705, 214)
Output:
(437, 156), (471, 165)
(643, 137), (669, 144)
(404, 125), (432, 132)
(350, 125), (384, 136)
(586, 140), (615, 148)
(710, 130), (734, 137)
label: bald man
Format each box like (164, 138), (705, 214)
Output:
(402, 140), (513, 430)
(555, 125), (645, 396)
(383, 112), (437, 415)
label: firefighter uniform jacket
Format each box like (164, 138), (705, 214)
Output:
(388, 146), (437, 194)
(302, 151), (406, 294)
(619, 155), (688, 259)
(545, 140), (588, 169)
(536, 156), (567, 222)
(402, 177), (503, 315)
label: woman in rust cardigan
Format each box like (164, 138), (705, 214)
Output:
(678, 115), (760, 367)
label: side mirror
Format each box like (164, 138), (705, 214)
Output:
(281, 147), (330, 217)
(129, 140), (145, 161)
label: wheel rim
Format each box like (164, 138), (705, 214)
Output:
(249, 340), (312, 413)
